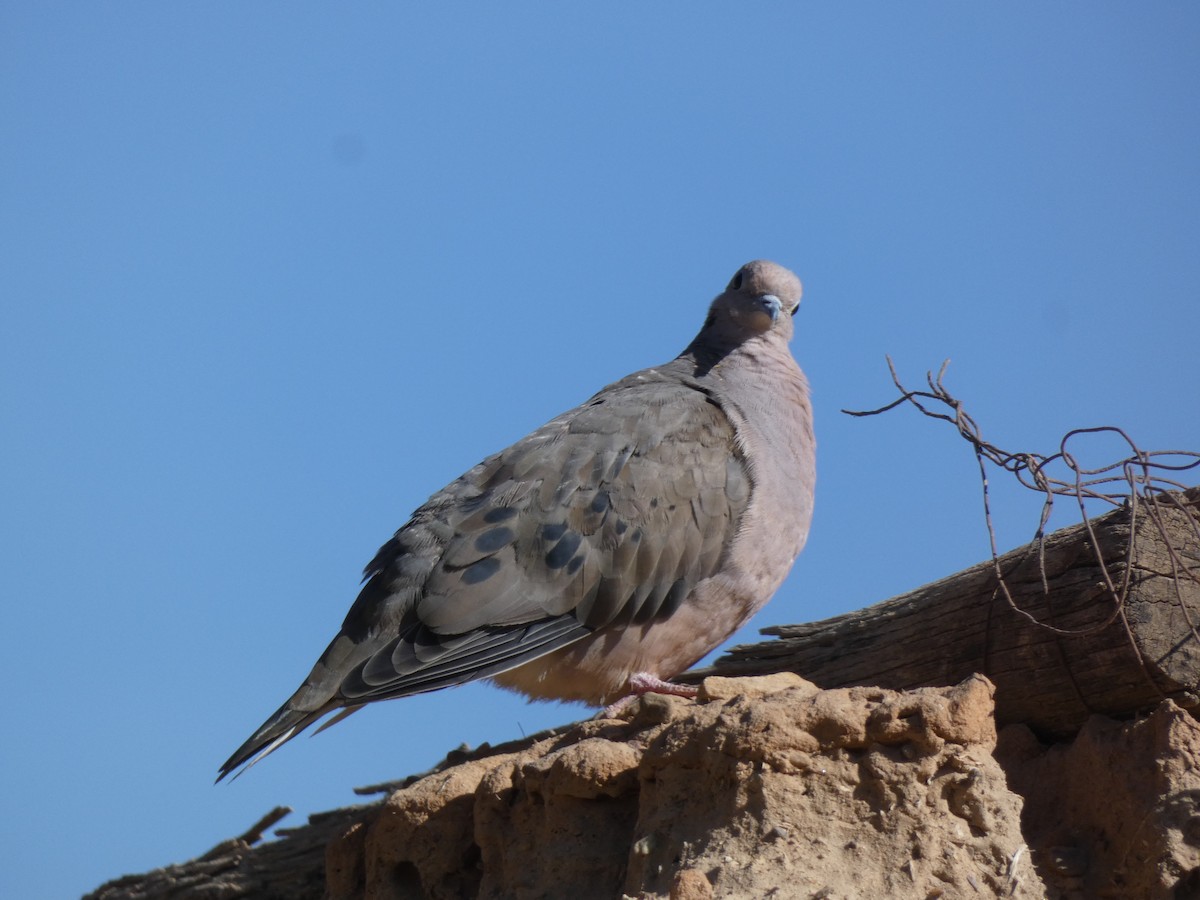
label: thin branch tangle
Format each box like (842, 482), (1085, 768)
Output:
(844, 357), (1200, 644)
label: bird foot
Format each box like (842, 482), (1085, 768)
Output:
(598, 672), (700, 718)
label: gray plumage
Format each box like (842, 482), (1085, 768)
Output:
(218, 260), (815, 780)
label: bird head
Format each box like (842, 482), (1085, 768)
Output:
(700, 259), (803, 348)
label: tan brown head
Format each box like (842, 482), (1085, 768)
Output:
(701, 259), (803, 345)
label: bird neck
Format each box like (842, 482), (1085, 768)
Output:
(681, 332), (783, 379)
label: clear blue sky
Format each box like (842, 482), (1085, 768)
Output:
(3, 5), (1198, 897)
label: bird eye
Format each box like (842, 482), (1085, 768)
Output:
(728, 270), (745, 290)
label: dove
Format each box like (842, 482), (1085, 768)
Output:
(218, 260), (815, 780)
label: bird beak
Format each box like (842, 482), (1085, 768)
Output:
(758, 294), (782, 324)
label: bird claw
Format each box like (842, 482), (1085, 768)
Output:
(597, 672), (700, 718)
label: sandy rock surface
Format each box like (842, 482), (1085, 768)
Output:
(321, 673), (1040, 899)
(95, 675), (1200, 899)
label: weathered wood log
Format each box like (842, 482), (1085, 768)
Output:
(683, 487), (1200, 737)
(84, 805), (368, 900)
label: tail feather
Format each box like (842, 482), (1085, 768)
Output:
(311, 705), (363, 736)
(216, 703), (329, 782)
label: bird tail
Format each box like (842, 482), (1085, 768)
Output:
(216, 702), (328, 782)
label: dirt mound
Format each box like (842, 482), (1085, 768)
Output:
(93, 674), (1200, 898)
(999, 701), (1200, 900)
(89, 674), (1039, 899)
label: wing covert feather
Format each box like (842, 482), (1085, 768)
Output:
(336, 370), (751, 703)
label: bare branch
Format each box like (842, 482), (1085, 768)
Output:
(844, 360), (1200, 649)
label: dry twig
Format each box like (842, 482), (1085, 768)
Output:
(844, 358), (1200, 647)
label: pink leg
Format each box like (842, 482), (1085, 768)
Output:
(628, 672), (699, 697)
(599, 671), (699, 718)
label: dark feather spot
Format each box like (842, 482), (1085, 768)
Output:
(634, 578), (691, 624)
(566, 556), (583, 575)
(474, 526), (515, 553)
(661, 578), (690, 616)
(545, 531), (582, 570)
(461, 557), (501, 585)
(541, 522), (567, 541)
(590, 491), (610, 514)
(614, 519), (628, 535)
(483, 507), (518, 523)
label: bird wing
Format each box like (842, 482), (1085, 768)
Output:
(338, 366), (751, 701)
(218, 366), (750, 779)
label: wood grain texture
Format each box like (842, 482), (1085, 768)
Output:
(685, 487), (1200, 736)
